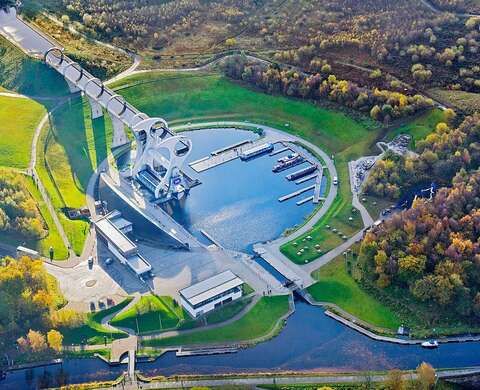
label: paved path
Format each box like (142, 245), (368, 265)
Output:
(101, 293), (141, 336)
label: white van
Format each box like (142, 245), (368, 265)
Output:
(333, 176), (339, 185)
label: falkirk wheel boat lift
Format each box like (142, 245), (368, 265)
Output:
(44, 47), (200, 248)
(43, 47), (305, 295)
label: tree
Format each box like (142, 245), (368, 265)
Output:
(416, 362), (436, 389)
(444, 108), (456, 124)
(225, 38), (237, 47)
(370, 105), (382, 120)
(385, 369), (405, 390)
(47, 330), (63, 352)
(27, 330), (47, 352)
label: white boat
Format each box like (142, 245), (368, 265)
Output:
(278, 152), (298, 163)
(421, 340), (439, 349)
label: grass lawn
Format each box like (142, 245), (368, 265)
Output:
(111, 295), (187, 334)
(179, 296), (254, 330)
(309, 255), (401, 330)
(111, 72), (379, 154)
(61, 297), (132, 345)
(0, 96), (46, 169)
(143, 295), (290, 347)
(386, 108), (446, 148)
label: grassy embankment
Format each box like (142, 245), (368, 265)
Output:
(110, 292), (254, 334)
(36, 97), (114, 255)
(309, 251), (401, 331)
(111, 295), (187, 334)
(60, 297), (132, 345)
(0, 95), (45, 169)
(0, 93), (68, 258)
(309, 243), (480, 337)
(143, 295), (290, 347)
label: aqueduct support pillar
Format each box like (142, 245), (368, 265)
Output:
(111, 115), (130, 149)
(65, 79), (81, 93)
(87, 96), (104, 120)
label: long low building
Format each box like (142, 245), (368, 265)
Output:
(95, 212), (152, 277)
(180, 270), (244, 318)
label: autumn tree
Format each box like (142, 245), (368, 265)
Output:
(27, 330), (47, 352)
(385, 369), (405, 390)
(416, 362), (436, 389)
(47, 330), (63, 352)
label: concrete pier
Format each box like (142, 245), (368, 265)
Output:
(278, 185), (315, 202)
(87, 96), (104, 119)
(313, 169), (323, 204)
(176, 346), (238, 356)
(270, 146), (290, 156)
(190, 137), (282, 173)
(296, 173), (318, 184)
(296, 195), (314, 206)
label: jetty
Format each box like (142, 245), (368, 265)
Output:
(278, 185), (315, 202)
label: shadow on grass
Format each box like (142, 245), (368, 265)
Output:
(50, 97), (94, 194)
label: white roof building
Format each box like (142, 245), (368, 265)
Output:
(180, 270), (244, 318)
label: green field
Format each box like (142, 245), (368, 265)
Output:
(111, 295), (187, 334)
(61, 298), (132, 345)
(143, 295), (290, 347)
(111, 72), (379, 154)
(309, 255), (401, 330)
(0, 95), (46, 169)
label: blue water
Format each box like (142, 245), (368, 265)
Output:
(168, 128), (317, 252)
(137, 301), (480, 375)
